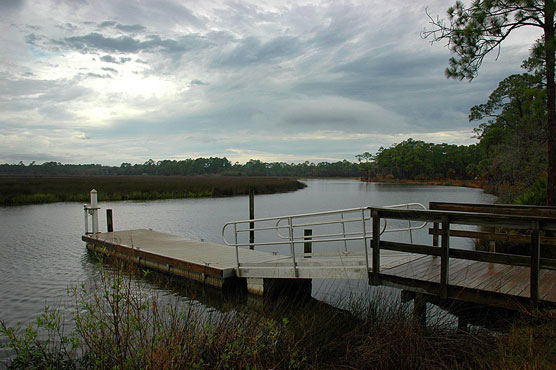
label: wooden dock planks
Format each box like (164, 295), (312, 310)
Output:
(381, 254), (556, 305)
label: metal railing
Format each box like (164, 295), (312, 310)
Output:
(221, 203), (427, 275)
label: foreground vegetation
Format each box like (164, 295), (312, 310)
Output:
(0, 176), (306, 205)
(1, 257), (555, 369)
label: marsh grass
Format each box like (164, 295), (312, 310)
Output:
(2, 255), (554, 369)
(0, 176), (306, 205)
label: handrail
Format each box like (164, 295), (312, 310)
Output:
(221, 203), (428, 278)
(369, 206), (556, 306)
(273, 203), (427, 240)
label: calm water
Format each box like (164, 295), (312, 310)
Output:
(0, 179), (495, 335)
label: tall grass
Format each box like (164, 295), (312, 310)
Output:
(2, 255), (554, 369)
(0, 176), (306, 205)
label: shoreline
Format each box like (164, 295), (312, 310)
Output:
(0, 175), (307, 206)
(360, 178), (486, 189)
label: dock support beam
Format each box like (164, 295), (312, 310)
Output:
(401, 291), (427, 328)
(414, 293), (427, 328)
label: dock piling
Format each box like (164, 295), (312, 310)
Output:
(107, 209), (113, 232)
(249, 189), (255, 250)
(304, 229), (312, 258)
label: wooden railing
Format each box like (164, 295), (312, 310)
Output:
(369, 206), (556, 306)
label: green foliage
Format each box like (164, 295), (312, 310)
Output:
(470, 70), (548, 201)
(514, 175), (548, 205)
(424, 0), (556, 206)
(1, 307), (81, 369)
(0, 157), (359, 178)
(7, 257), (556, 369)
(424, 1), (546, 81)
(359, 139), (482, 181)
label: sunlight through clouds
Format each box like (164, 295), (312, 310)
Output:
(0, 0), (542, 164)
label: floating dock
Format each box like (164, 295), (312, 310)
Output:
(82, 229), (418, 295)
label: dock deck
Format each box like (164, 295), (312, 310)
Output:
(82, 229), (421, 291)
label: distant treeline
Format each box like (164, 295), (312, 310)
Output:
(0, 158), (359, 178)
(356, 139), (482, 181)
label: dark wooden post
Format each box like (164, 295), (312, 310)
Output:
(304, 229), (312, 258)
(249, 189), (255, 250)
(530, 221), (541, 307)
(432, 222), (439, 247)
(371, 209), (380, 285)
(440, 216), (450, 299)
(106, 209), (113, 232)
(413, 293), (427, 328)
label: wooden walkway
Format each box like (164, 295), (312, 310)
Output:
(380, 255), (556, 309)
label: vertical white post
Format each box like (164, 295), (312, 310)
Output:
(90, 189), (99, 234)
(83, 204), (89, 234)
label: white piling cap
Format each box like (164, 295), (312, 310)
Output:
(90, 189), (98, 207)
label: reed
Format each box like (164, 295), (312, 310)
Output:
(2, 256), (553, 369)
(0, 176), (306, 205)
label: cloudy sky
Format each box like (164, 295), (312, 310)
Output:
(0, 0), (543, 165)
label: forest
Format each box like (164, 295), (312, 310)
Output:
(0, 158), (360, 178)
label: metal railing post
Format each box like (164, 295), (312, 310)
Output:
(288, 217), (298, 277)
(234, 223), (240, 274)
(341, 212), (348, 253)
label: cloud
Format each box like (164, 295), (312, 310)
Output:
(98, 21), (146, 33)
(101, 67), (117, 73)
(211, 35), (302, 67)
(0, 0), (541, 165)
(100, 55), (132, 64)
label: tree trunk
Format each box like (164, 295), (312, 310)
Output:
(546, 1), (556, 206)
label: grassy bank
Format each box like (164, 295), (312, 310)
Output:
(0, 176), (306, 205)
(361, 178), (485, 189)
(2, 256), (555, 369)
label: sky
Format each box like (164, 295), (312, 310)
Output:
(0, 0), (543, 165)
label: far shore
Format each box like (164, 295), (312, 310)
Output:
(360, 178), (486, 189)
(0, 175), (306, 206)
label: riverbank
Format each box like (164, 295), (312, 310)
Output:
(0, 176), (306, 205)
(361, 178), (485, 189)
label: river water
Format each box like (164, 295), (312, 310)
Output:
(0, 179), (495, 340)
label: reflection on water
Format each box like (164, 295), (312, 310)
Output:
(0, 179), (495, 335)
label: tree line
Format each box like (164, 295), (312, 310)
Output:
(356, 140), (482, 181)
(0, 158), (360, 178)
